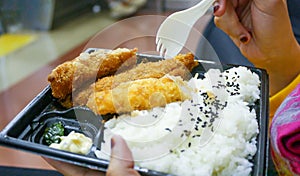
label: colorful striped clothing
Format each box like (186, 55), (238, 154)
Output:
(270, 74), (300, 175)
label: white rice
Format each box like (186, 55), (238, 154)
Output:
(95, 66), (261, 176)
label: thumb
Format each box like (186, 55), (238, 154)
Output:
(106, 135), (140, 176)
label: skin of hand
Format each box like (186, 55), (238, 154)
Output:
(106, 135), (140, 176)
(213, 0), (300, 96)
(44, 135), (140, 176)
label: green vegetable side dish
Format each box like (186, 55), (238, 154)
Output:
(43, 122), (65, 145)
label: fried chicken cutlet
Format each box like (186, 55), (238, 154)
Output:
(73, 53), (198, 106)
(48, 48), (137, 99)
(86, 76), (191, 115)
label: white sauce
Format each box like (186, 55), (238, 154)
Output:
(50, 131), (92, 155)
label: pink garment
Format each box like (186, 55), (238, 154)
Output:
(270, 84), (300, 175)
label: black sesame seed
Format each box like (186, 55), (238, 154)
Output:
(185, 130), (191, 136)
(152, 114), (158, 118)
(165, 128), (172, 132)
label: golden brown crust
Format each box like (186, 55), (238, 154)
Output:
(86, 77), (191, 115)
(73, 53), (198, 106)
(48, 61), (75, 100)
(48, 48), (138, 99)
(57, 95), (73, 108)
(172, 52), (199, 71)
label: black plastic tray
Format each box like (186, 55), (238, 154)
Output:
(0, 52), (269, 176)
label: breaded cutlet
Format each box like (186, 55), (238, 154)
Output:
(73, 53), (198, 106)
(48, 48), (137, 99)
(86, 76), (191, 115)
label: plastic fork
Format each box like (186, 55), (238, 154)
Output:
(156, 0), (214, 58)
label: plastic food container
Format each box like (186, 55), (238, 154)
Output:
(0, 50), (269, 176)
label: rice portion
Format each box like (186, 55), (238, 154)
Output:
(95, 66), (261, 176)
